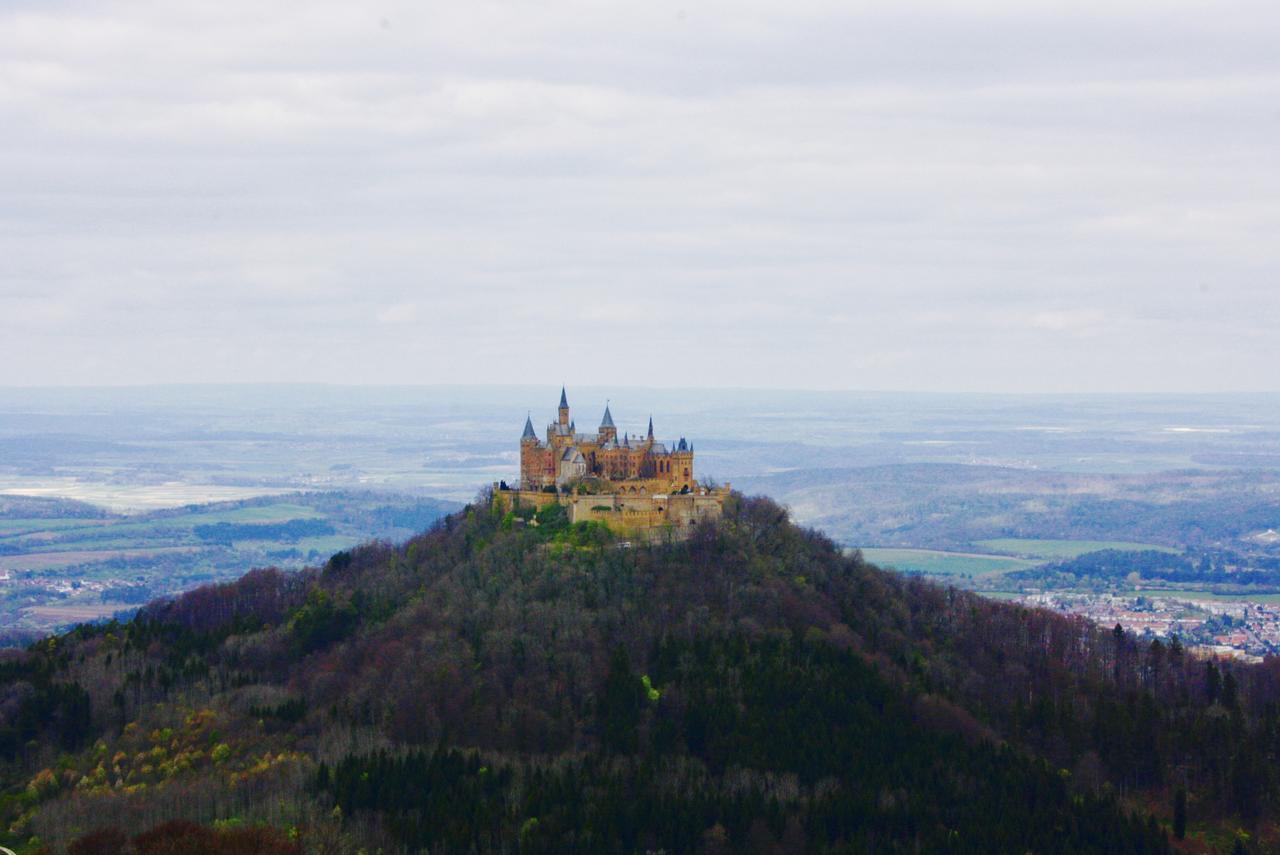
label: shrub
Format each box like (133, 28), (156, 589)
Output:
(68, 826), (127, 855)
(532, 503), (569, 535)
(287, 589), (358, 656)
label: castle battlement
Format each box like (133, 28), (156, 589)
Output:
(494, 388), (727, 539)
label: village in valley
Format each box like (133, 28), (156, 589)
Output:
(1012, 591), (1280, 662)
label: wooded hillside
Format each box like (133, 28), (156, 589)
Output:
(0, 492), (1275, 853)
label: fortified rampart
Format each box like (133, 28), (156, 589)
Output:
(493, 485), (730, 541)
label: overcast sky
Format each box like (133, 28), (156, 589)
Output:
(2, 0), (1278, 393)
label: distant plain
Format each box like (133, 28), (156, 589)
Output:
(2, 385), (1279, 637)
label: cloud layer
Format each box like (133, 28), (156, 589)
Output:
(2, 0), (1278, 391)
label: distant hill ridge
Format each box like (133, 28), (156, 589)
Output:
(0, 491), (1275, 852)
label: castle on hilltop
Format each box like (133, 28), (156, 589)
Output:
(519, 388), (696, 493)
(495, 388), (728, 539)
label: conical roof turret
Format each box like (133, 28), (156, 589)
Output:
(600, 403), (615, 428)
(647, 416), (654, 440)
(521, 414), (537, 440)
(559, 387), (569, 409)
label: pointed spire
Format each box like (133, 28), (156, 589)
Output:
(522, 413), (536, 440)
(600, 402), (615, 428)
(559, 386), (568, 409)
(647, 416), (654, 440)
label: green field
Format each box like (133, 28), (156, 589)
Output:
(858, 548), (1039, 577)
(974, 538), (1179, 560)
(296, 535), (363, 555)
(0, 502), (329, 552)
(1139, 588), (1280, 605)
(152, 503), (325, 527)
(0, 518), (112, 538)
(236, 534), (361, 556)
(977, 591), (1024, 601)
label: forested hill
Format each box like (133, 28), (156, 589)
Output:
(0, 494), (1277, 853)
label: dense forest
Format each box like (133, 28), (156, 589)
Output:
(0, 492), (1276, 852)
(1009, 548), (1280, 591)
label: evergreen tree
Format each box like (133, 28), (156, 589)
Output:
(1223, 671), (1239, 711)
(599, 645), (644, 754)
(1206, 661), (1222, 705)
(1173, 786), (1186, 840)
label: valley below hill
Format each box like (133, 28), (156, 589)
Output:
(0, 492), (458, 643)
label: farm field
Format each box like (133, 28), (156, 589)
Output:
(1138, 588), (1280, 605)
(0, 518), (114, 536)
(0, 503), (330, 554)
(858, 547), (1039, 578)
(974, 538), (1180, 559)
(0, 547), (200, 573)
(0, 477), (298, 512)
(25, 604), (130, 623)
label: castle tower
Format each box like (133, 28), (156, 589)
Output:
(599, 403), (617, 443)
(558, 387), (570, 428)
(519, 414), (542, 489)
(672, 436), (695, 492)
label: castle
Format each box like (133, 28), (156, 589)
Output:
(494, 389), (728, 538)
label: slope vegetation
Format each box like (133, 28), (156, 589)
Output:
(0, 493), (1276, 853)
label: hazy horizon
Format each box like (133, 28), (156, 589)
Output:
(4, 383), (1280, 513)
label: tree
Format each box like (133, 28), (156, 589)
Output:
(598, 646), (644, 754)
(69, 827), (128, 855)
(1173, 787), (1186, 840)
(1205, 661), (1222, 706)
(1113, 624), (1126, 683)
(287, 588), (358, 655)
(1223, 671), (1239, 711)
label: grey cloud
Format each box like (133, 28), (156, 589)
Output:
(1, 0), (1278, 391)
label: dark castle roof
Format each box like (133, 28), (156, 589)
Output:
(523, 389), (693, 458)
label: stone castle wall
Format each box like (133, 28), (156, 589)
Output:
(493, 485), (729, 541)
